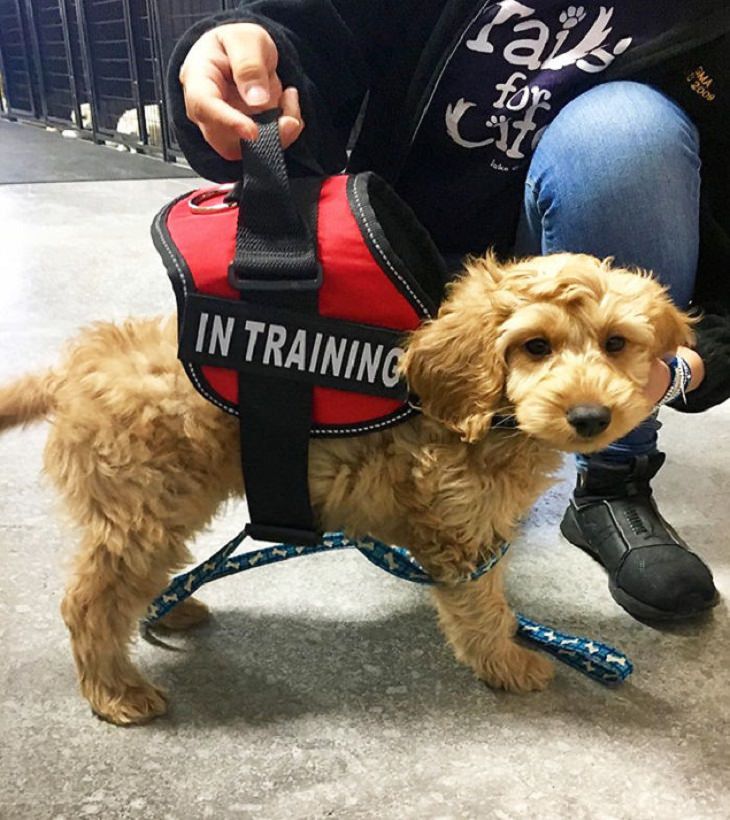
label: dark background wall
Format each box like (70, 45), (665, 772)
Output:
(0, 0), (236, 161)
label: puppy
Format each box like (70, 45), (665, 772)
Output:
(0, 253), (692, 724)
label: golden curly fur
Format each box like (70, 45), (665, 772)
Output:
(0, 252), (692, 724)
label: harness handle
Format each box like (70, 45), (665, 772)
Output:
(228, 109), (322, 292)
(231, 109), (322, 546)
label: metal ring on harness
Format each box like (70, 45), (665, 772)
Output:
(188, 184), (237, 214)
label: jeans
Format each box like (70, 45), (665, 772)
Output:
(514, 81), (701, 466)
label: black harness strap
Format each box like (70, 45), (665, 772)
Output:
(228, 115), (321, 292)
(231, 110), (321, 546)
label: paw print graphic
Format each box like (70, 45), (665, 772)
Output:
(487, 114), (507, 127)
(559, 5), (586, 28)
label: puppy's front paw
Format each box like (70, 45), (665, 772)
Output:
(89, 681), (168, 725)
(477, 645), (554, 693)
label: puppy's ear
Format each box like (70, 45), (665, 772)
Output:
(646, 287), (696, 355)
(401, 265), (508, 443)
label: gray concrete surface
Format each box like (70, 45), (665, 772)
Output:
(0, 178), (728, 819)
(0, 121), (195, 184)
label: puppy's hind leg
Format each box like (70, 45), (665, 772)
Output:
(60, 521), (193, 725)
(433, 564), (554, 693)
(155, 596), (210, 631)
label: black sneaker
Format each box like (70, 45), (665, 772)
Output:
(560, 452), (719, 621)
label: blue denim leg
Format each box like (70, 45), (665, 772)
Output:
(515, 81), (701, 466)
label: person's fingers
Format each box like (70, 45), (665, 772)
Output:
(183, 73), (255, 136)
(198, 110), (250, 160)
(181, 25), (304, 156)
(278, 86), (305, 148)
(217, 23), (279, 110)
(186, 88), (303, 158)
(183, 75), (257, 159)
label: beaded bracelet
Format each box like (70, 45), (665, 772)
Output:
(658, 355), (692, 406)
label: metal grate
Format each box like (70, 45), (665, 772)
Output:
(149, 0), (227, 69)
(0, 0), (37, 116)
(130, 0), (155, 103)
(65, 0), (91, 124)
(0, 0), (234, 158)
(26, 0), (78, 123)
(76, 0), (139, 134)
(147, 0), (228, 154)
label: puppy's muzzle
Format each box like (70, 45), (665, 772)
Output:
(567, 404), (612, 438)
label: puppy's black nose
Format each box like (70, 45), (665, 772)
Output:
(567, 404), (612, 438)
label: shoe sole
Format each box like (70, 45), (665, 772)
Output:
(560, 505), (719, 622)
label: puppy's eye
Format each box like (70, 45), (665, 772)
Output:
(523, 338), (552, 357)
(605, 335), (626, 353)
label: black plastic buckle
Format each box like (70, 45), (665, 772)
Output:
(228, 260), (323, 292)
(244, 522), (322, 546)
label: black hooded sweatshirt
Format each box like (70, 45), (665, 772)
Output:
(166, 0), (730, 413)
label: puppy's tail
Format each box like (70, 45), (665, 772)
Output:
(0, 371), (57, 433)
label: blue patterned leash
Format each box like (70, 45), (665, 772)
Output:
(143, 531), (633, 686)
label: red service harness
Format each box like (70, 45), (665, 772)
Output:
(152, 111), (447, 544)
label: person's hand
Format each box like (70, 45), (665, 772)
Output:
(179, 23), (304, 160)
(645, 346), (705, 405)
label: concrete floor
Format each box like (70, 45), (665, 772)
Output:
(0, 120), (195, 184)
(0, 176), (729, 820)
